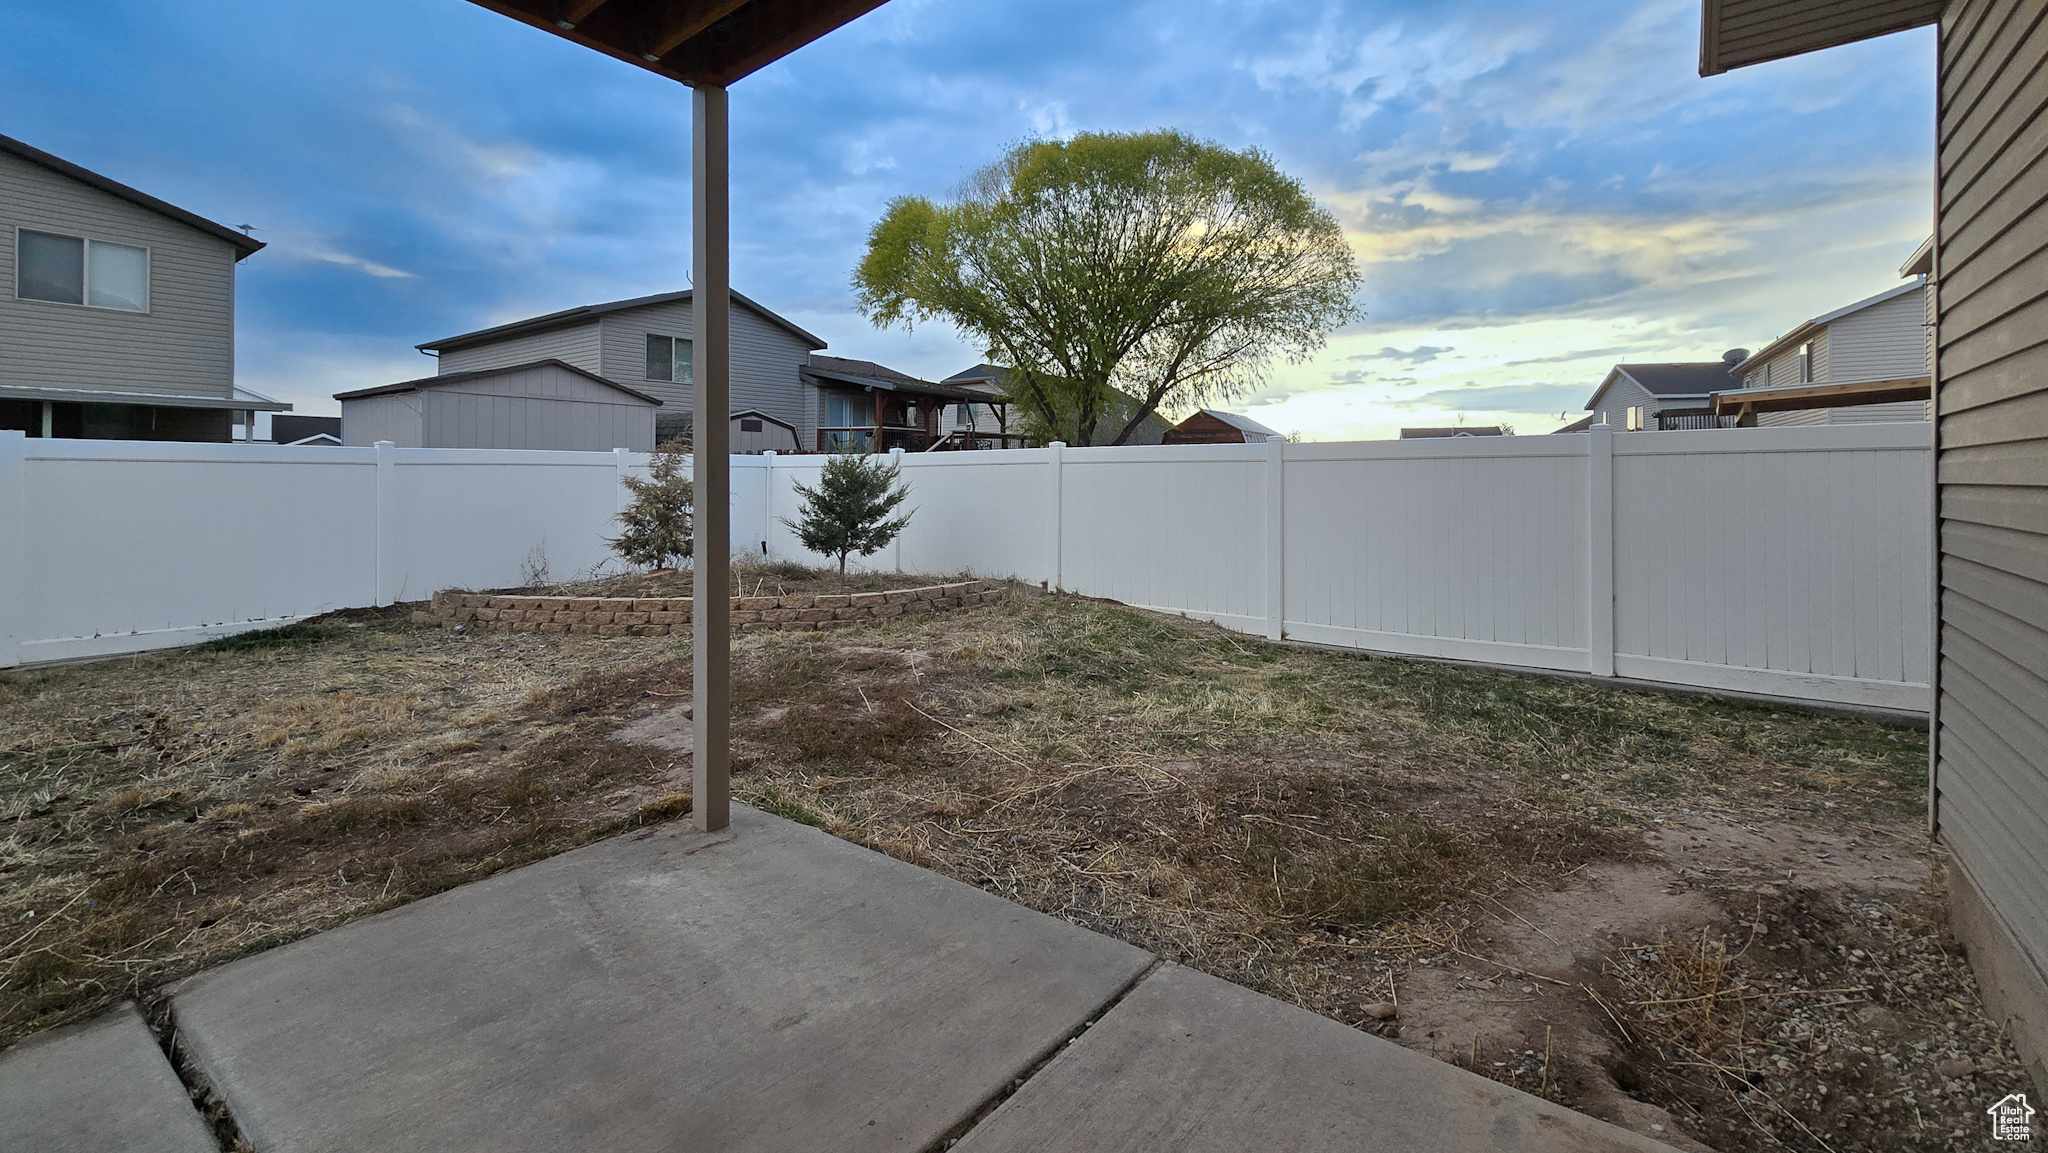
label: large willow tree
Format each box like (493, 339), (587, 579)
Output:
(853, 131), (1362, 446)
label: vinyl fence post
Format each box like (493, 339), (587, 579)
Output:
(761, 450), (777, 556)
(374, 440), (397, 608)
(1046, 441), (1066, 591)
(890, 446), (905, 572)
(0, 431), (26, 668)
(1587, 422), (1616, 678)
(1265, 436), (1286, 641)
(614, 446), (630, 525)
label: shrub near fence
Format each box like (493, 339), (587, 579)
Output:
(1, 425), (1932, 712)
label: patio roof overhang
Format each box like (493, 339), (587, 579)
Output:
(461, 0), (895, 835)
(1711, 375), (1932, 416)
(1698, 0), (1943, 75)
(465, 0), (891, 86)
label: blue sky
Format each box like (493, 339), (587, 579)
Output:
(1, 0), (1935, 437)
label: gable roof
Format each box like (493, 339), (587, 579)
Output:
(417, 289), (827, 354)
(334, 359), (663, 405)
(1585, 362), (1739, 411)
(803, 355), (983, 402)
(1193, 409), (1281, 438)
(0, 132), (266, 259)
(1731, 280), (1927, 378)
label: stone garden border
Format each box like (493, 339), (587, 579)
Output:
(414, 579), (1012, 637)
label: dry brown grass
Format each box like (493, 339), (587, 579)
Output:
(3, 579), (1956, 1152)
(0, 609), (697, 1045)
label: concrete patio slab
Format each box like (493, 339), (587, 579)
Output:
(170, 805), (1151, 1153)
(952, 964), (1677, 1153)
(0, 1002), (217, 1153)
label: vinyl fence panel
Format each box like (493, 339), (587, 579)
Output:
(0, 426), (1933, 713)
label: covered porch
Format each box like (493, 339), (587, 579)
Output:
(803, 355), (1025, 453)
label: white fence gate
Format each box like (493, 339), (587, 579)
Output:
(0, 424), (1932, 711)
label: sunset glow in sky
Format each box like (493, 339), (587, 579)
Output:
(1, 0), (1936, 438)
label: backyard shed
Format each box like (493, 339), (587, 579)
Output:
(336, 359), (657, 451)
(1163, 409), (1282, 444)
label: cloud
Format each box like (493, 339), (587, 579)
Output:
(1411, 383), (1588, 412)
(1352, 344), (1452, 363)
(272, 241), (417, 279)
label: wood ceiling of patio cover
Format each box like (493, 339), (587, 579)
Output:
(467, 0), (891, 86)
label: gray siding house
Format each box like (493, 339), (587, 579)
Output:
(1725, 279), (1933, 426)
(1578, 358), (1744, 430)
(0, 132), (277, 441)
(416, 289), (825, 446)
(335, 360), (658, 452)
(1702, 0), (2048, 1092)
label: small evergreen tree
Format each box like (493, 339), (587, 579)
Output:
(785, 453), (913, 575)
(610, 442), (693, 570)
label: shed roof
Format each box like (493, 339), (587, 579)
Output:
(466, 0), (892, 88)
(0, 132), (266, 259)
(334, 359), (663, 405)
(1192, 409), (1281, 438)
(417, 288), (826, 354)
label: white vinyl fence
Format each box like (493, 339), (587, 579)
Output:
(1, 424), (1932, 711)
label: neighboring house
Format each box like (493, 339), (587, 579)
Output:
(1700, 0), (2048, 1094)
(1717, 277), (1933, 426)
(231, 385), (287, 442)
(1401, 426), (1506, 439)
(1580, 358), (1743, 431)
(1164, 409), (1283, 444)
(415, 289), (825, 445)
(335, 360), (658, 452)
(269, 414), (341, 446)
(802, 355), (1008, 452)
(0, 131), (284, 441)
(941, 364), (1027, 446)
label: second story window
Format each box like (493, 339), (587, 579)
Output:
(16, 230), (149, 312)
(644, 333), (693, 384)
(1797, 341), (1813, 384)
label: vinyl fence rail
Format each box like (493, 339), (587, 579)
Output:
(0, 424), (1932, 713)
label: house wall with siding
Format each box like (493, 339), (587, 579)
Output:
(1591, 372), (1659, 428)
(434, 321), (602, 377)
(339, 392), (424, 447)
(0, 150), (240, 400)
(1830, 286), (1931, 381)
(421, 363), (653, 452)
(595, 300), (819, 442)
(1933, 0), (2048, 1090)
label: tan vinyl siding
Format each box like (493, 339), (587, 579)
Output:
(434, 321), (602, 376)
(0, 150), (239, 400)
(1935, 0), (2048, 1045)
(596, 300), (817, 441)
(1828, 288), (1932, 380)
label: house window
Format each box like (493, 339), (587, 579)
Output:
(644, 333), (693, 383)
(1797, 342), (1813, 384)
(16, 230), (149, 312)
(1626, 406), (1645, 431)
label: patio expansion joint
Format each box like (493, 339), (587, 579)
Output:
(138, 990), (251, 1152)
(918, 956), (1166, 1153)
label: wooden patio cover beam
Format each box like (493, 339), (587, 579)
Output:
(467, 0), (892, 86)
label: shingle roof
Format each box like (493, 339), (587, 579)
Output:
(802, 355), (984, 402)
(417, 289), (826, 353)
(0, 132), (265, 259)
(1615, 363), (1742, 397)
